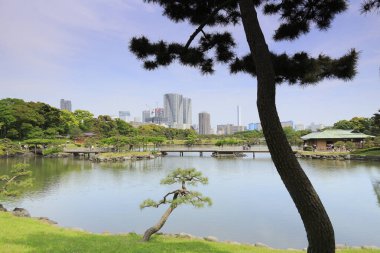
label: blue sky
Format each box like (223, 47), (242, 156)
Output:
(0, 0), (379, 129)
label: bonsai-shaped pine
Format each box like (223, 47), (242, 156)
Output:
(0, 163), (32, 205)
(140, 168), (212, 241)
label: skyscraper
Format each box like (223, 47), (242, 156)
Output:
(199, 112), (211, 135)
(183, 97), (192, 125)
(60, 99), (72, 112)
(142, 110), (151, 123)
(237, 105), (241, 126)
(164, 93), (183, 127)
(119, 111), (131, 122)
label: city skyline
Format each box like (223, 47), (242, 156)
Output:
(55, 97), (332, 131)
(1, 1), (379, 129)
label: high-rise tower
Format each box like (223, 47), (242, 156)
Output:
(198, 112), (211, 135)
(183, 97), (192, 125)
(164, 93), (184, 127)
(60, 99), (72, 112)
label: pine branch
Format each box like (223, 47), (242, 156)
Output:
(184, 0), (234, 49)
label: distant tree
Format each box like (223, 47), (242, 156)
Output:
(94, 115), (118, 137)
(73, 110), (95, 132)
(115, 119), (136, 136)
(370, 110), (380, 136)
(129, 1), (359, 251)
(333, 120), (353, 130)
(0, 163), (32, 200)
(148, 136), (166, 150)
(140, 168), (211, 241)
(60, 110), (79, 134)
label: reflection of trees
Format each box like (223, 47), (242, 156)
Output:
(0, 158), (89, 202)
(373, 180), (380, 207)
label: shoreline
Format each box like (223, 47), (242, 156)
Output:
(2, 151), (380, 162)
(0, 208), (379, 251)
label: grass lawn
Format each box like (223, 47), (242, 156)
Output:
(0, 212), (379, 253)
(350, 149), (380, 156)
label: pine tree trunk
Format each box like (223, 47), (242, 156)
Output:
(238, 1), (335, 252)
(142, 205), (176, 242)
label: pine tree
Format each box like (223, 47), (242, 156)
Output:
(140, 168), (211, 241)
(130, 1), (358, 252)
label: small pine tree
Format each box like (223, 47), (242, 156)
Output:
(140, 168), (211, 241)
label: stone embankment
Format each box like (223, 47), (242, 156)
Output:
(295, 152), (380, 161)
(0, 204), (57, 224)
(43, 152), (73, 158)
(90, 153), (160, 162)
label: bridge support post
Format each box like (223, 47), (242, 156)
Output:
(200, 152), (203, 157)
(252, 152), (255, 158)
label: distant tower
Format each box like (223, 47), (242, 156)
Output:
(142, 110), (151, 123)
(60, 99), (72, 112)
(164, 93), (184, 127)
(199, 112), (211, 135)
(183, 97), (192, 125)
(237, 105), (241, 126)
(119, 111), (131, 122)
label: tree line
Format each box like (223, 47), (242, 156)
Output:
(0, 98), (196, 141)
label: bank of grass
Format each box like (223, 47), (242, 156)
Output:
(350, 147), (380, 156)
(295, 151), (349, 156)
(0, 212), (379, 253)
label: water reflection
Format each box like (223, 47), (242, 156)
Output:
(373, 180), (380, 207)
(0, 156), (380, 248)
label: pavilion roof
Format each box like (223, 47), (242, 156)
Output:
(301, 129), (374, 140)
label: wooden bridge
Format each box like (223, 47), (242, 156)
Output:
(160, 147), (271, 158)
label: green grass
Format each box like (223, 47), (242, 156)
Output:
(296, 151), (349, 156)
(0, 212), (379, 253)
(350, 147), (380, 156)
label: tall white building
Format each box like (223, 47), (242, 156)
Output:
(199, 112), (211, 135)
(183, 97), (192, 126)
(142, 110), (151, 123)
(164, 93), (192, 129)
(237, 105), (241, 126)
(164, 93), (183, 127)
(60, 99), (72, 112)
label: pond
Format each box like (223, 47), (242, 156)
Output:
(1, 153), (379, 248)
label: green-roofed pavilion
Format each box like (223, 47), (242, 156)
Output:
(301, 129), (374, 151)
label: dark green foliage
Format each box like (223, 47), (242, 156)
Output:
(370, 110), (380, 136)
(130, 0), (357, 85)
(263, 0), (348, 41)
(361, 0), (380, 13)
(333, 116), (374, 134)
(230, 50), (358, 85)
(140, 168), (212, 209)
(0, 138), (22, 157)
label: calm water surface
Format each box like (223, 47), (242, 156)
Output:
(1, 153), (379, 248)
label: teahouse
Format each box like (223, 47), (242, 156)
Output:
(301, 129), (374, 151)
